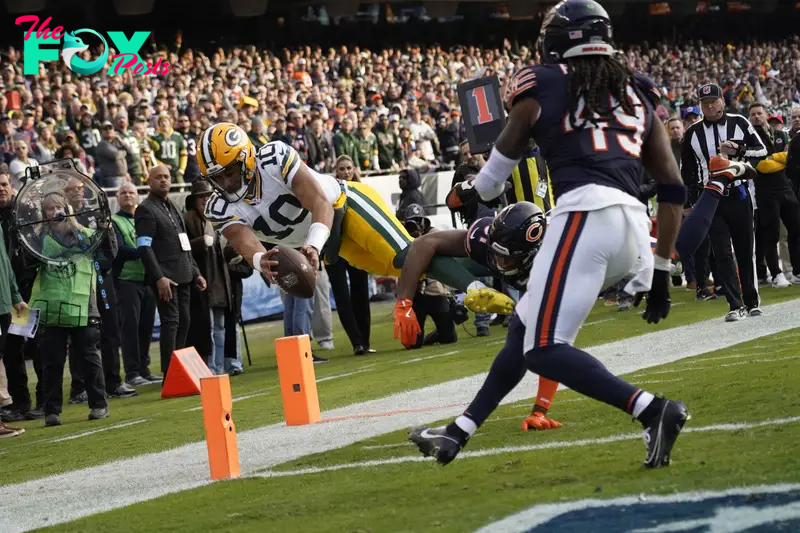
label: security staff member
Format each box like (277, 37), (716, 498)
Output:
(112, 182), (159, 386)
(681, 83), (767, 321)
(135, 165), (206, 380)
(749, 104), (800, 285)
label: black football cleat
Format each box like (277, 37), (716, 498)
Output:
(409, 425), (465, 465)
(641, 399), (690, 468)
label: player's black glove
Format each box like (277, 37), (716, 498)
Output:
(633, 268), (672, 324)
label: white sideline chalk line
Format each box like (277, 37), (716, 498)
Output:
(184, 386), (280, 413)
(583, 318), (614, 327)
(5, 298), (800, 533)
(632, 378), (683, 385)
(48, 419), (150, 443)
(257, 416), (800, 478)
(399, 350), (460, 365)
(720, 355), (800, 367)
(317, 368), (374, 382)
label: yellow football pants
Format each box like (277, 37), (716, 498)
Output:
(333, 181), (412, 277)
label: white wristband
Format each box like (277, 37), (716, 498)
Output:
(305, 222), (330, 253)
(653, 254), (672, 272)
(252, 252), (265, 273)
(475, 149), (520, 201)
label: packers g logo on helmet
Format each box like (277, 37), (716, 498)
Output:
(197, 123), (256, 202)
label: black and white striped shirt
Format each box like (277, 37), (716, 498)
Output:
(680, 114), (767, 205)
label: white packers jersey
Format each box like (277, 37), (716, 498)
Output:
(205, 141), (342, 247)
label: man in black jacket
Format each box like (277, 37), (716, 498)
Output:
(681, 84), (767, 321)
(135, 165), (206, 379)
(0, 167), (43, 422)
(749, 104), (800, 286)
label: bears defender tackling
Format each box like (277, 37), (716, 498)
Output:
(394, 201), (564, 431)
(195, 123), (515, 315)
(410, 0), (690, 468)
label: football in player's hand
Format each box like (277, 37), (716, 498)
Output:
(275, 244), (316, 299)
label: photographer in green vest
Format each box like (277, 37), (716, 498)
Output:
(31, 192), (108, 427)
(111, 182), (159, 387)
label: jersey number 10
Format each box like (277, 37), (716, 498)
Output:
(562, 85), (646, 158)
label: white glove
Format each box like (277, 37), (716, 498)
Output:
(203, 235), (214, 247)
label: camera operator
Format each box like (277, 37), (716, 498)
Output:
(32, 192), (109, 426)
(681, 84), (767, 321)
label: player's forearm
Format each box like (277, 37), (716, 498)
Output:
(396, 238), (440, 301)
(654, 204), (681, 261)
(224, 225), (267, 268)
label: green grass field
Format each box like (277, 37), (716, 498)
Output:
(5, 286), (800, 532)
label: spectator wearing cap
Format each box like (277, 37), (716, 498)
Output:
(682, 106), (702, 130)
(184, 181), (231, 375)
(748, 103), (800, 287)
(767, 114), (785, 135)
(111, 182), (160, 387)
(356, 118), (379, 171)
(95, 121), (131, 189)
(397, 167), (425, 218)
(307, 117), (335, 173)
(271, 117), (291, 145)
(681, 83), (767, 321)
(374, 113), (402, 171)
(333, 118), (359, 163)
(9, 139), (38, 190)
(400, 203), (456, 349)
(17, 110), (37, 148)
(149, 115), (188, 183)
(115, 113), (145, 185)
(67, 106), (102, 160)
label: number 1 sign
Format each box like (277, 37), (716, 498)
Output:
(457, 75), (505, 155)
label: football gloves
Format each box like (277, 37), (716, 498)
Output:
(707, 155), (756, 193)
(521, 411), (563, 431)
(463, 287), (516, 315)
(393, 299), (421, 348)
(634, 268), (672, 324)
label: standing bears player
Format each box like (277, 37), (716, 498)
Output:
(410, 0), (690, 468)
(195, 123), (514, 315)
(394, 201), (565, 431)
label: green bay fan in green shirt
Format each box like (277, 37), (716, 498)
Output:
(149, 115), (188, 182)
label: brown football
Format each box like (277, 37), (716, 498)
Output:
(274, 244), (315, 298)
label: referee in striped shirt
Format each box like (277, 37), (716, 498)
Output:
(680, 83), (768, 321)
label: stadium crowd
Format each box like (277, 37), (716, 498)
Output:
(1, 35), (800, 436)
(1, 37), (800, 186)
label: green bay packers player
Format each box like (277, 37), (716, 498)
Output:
(196, 123), (514, 315)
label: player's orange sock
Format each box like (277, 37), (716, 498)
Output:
(533, 378), (560, 413)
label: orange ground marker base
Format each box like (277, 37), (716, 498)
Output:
(200, 374), (240, 480)
(161, 347), (214, 399)
(274, 335), (320, 426)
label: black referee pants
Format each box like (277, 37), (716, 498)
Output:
(708, 194), (759, 311)
(755, 190), (800, 279)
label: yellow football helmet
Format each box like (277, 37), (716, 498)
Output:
(197, 123), (256, 202)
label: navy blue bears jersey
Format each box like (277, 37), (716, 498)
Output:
(465, 216), (528, 290)
(504, 64), (658, 201)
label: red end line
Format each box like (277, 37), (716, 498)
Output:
(319, 403), (468, 424)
